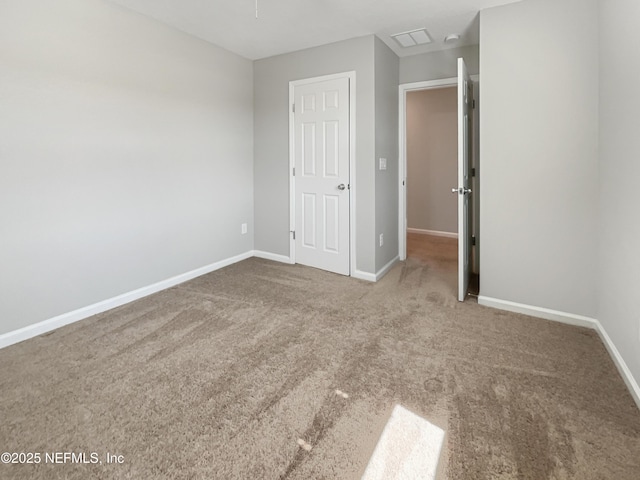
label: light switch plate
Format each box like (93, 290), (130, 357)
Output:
(379, 158), (387, 170)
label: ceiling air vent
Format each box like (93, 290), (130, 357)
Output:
(391, 28), (432, 48)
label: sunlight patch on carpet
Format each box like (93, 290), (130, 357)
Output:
(297, 438), (313, 451)
(361, 405), (445, 480)
(335, 389), (349, 399)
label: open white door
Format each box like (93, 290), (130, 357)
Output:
(292, 75), (350, 275)
(455, 58), (473, 301)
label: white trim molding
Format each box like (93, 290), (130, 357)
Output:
(352, 270), (377, 282)
(407, 228), (458, 239)
(594, 320), (640, 409)
(477, 296), (598, 329)
(352, 256), (400, 283)
(478, 295), (640, 410)
(0, 251), (254, 350)
(376, 256), (400, 281)
(252, 250), (294, 264)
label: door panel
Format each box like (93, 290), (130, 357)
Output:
(323, 121), (339, 177)
(324, 195), (340, 252)
(294, 76), (350, 275)
(302, 123), (316, 175)
(302, 193), (316, 248)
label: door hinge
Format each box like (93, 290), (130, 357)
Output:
(472, 99), (476, 109)
(291, 231), (296, 240)
(472, 236), (476, 246)
(292, 103), (295, 113)
(471, 168), (476, 177)
(292, 167), (295, 176)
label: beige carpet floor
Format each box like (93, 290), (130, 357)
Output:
(1, 237), (639, 479)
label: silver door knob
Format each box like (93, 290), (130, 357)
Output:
(337, 184), (346, 190)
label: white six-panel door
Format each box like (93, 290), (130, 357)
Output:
(292, 76), (350, 275)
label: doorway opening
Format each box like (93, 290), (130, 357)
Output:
(407, 85), (459, 297)
(398, 71), (480, 300)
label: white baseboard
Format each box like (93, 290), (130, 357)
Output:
(352, 256), (400, 283)
(252, 250), (294, 264)
(407, 228), (458, 239)
(477, 296), (597, 329)
(0, 251), (253, 350)
(253, 250), (390, 283)
(253, 250), (398, 283)
(375, 256), (400, 281)
(353, 270), (376, 282)
(593, 320), (640, 410)
(478, 295), (640, 410)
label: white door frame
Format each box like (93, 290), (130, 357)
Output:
(398, 76), (478, 261)
(289, 71), (357, 275)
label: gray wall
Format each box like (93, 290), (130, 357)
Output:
(406, 88), (458, 234)
(374, 38), (400, 271)
(479, 0), (599, 317)
(0, 0), (254, 335)
(254, 36), (377, 274)
(598, 0), (640, 389)
(399, 45), (479, 84)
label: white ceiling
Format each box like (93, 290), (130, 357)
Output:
(108, 0), (521, 60)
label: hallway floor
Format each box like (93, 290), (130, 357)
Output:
(406, 232), (479, 298)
